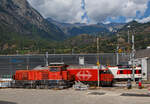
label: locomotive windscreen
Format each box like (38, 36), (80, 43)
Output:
(49, 67), (60, 72)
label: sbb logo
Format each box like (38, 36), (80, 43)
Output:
(76, 70), (92, 81)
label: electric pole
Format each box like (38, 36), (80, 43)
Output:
(116, 46), (119, 65)
(127, 25), (130, 44)
(46, 52), (49, 66)
(131, 32), (135, 82)
(116, 33), (120, 65)
(97, 36), (100, 87)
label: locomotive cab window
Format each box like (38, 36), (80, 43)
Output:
(120, 70), (123, 74)
(139, 70), (142, 74)
(50, 67), (60, 72)
(61, 67), (67, 71)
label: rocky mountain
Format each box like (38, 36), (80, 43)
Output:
(116, 21), (150, 51)
(97, 23), (125, 32)
(60, 21), (150, 54)
(47, 18), (125, 36)
(0, 0), (65, 41)
(1, 0), (149, 54)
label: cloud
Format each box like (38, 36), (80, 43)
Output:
(28, 0), (83, 23)
(136, 16), (150, 23)
(86, 0), (149, 23)
(126, 18), (134, 23)
(27, 0), (149, 23)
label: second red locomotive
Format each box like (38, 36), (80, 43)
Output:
(68, 65), (114, 86)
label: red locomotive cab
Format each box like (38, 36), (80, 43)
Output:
(99, 68), (114, 86)
(48, 63), (74, 88)
(48, 67), (71, 80)
(48, 66), (63, 80)
(48, 65), (73, 80)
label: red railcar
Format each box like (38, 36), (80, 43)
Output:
(12, 63), (114, 88)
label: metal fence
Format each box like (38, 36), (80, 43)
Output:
(0, 53), (130, 78)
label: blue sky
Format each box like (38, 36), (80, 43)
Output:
(28, 0), (150, 24)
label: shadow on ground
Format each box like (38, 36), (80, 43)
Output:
(121, 93), (150, 97)
(0, 101), (17, 104)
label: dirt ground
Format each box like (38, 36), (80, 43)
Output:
(0, 88), (150, 104)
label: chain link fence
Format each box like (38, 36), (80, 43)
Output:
(0, 53), (130, 78)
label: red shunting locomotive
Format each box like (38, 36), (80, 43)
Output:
(12, 63), (114, 88)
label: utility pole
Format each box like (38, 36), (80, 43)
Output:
(131, 33), (135, 82)
(127, 25), (131, 55)
(27, 54), (29, 70)
(116, 33), (119, 65)
(127, 25), (130, 44)
(46, 52), (49, 66)
(97, 36), (100, 87)
(127, 25), (135, 82)
(116, 46), (119, 65)
(72, 48), (74, 54)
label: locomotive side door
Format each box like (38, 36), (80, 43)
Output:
(49, 66), (62, 80)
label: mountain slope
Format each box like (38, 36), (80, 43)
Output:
(117, 21), (150, 51)
(0, 0), (65, 41)
(60, 21), (150, 54)
(47, 18), (125, 36)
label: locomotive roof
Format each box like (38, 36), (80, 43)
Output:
(48, 62), (69, 67)
(49, 62), (65, 65)
(68, 65), (106, 69)
(33, 65), (49, 70)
